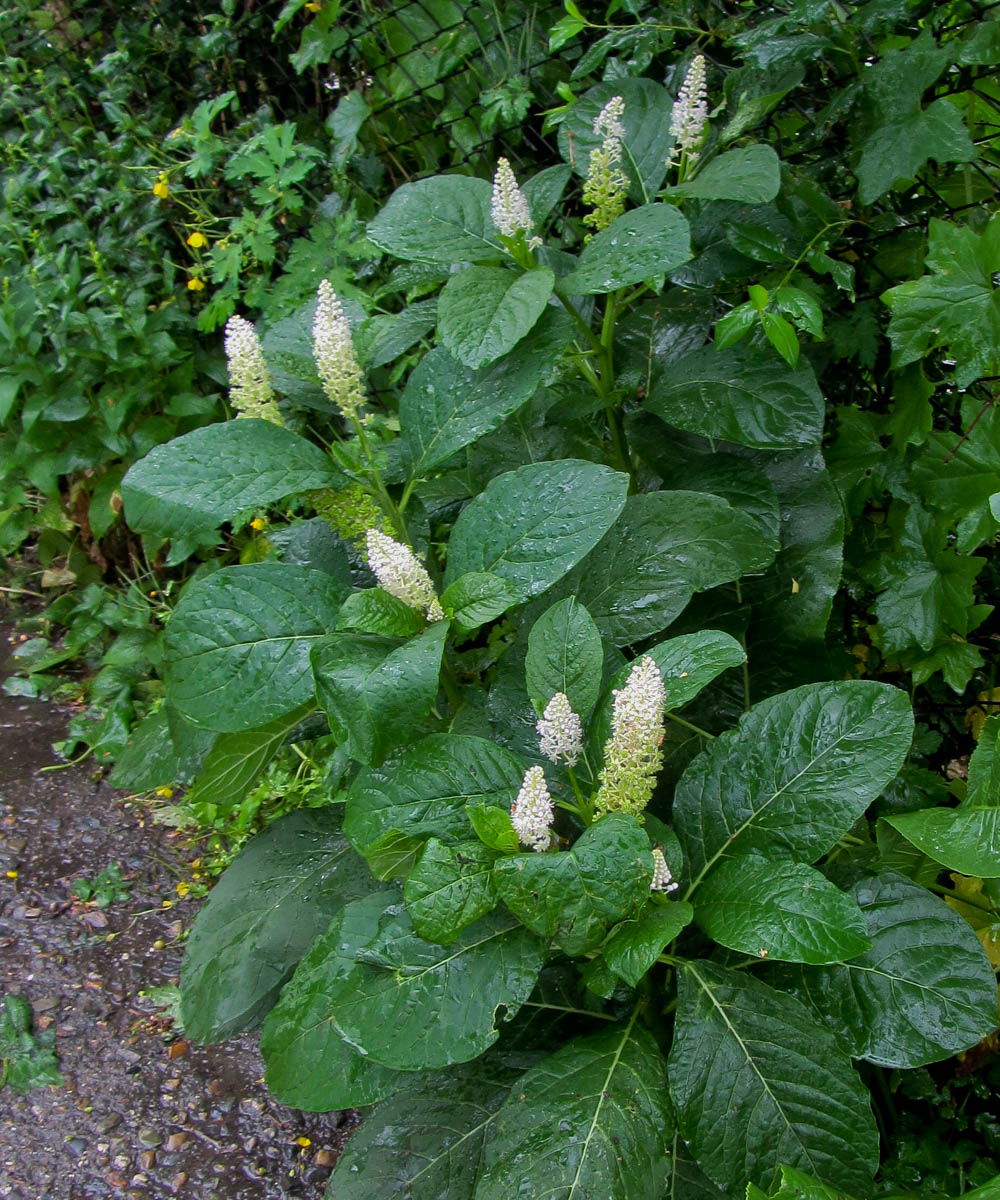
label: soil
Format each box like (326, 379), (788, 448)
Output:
(0, 626), (357, 1200)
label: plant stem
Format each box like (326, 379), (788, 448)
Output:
(666, 711), (715, 739)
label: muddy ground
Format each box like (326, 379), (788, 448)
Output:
(0, 627), (357, 1200)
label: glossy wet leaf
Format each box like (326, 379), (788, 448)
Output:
(440, 572), (517, 634)
(405, 838), (499, 943)
(674, 681), (914, 885)
(671, 145), (781, 203)
(444, 460), (629, 604)
(494, 814), (652, 955)
(466, 804), (519, 854)
(164, 564), (348, 732)
(560, 204), (691, 295)
(669, 961), (878, 1195)
(439, 265), (554, 368)
(344, 734), (526, 854)
(476, 1021), (673, 1200)
(180, 809), (375, 1041)
(603, 902), (694, 987)
(694, 855), (871, 964)
(312, 623), (447, 765)
(335, 589), (423, 638)
(367, 175), (497, 263)
(525, 597), (603, 716)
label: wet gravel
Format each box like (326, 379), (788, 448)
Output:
(0, 627), (357, 1199)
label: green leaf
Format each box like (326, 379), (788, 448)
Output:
(312, 624), (447, 765)
(180, 808), (374, 1041)
(466, 804), (519, 853)
(440, 572), (518, 634)
(559, 204), (691, 295)
(108, 707), (215, 792)
(886, 802), (1000, 879)
(674, 681), (914, 886)
(476, 1021), (673, 1200)
(566, 491), (776, 646)
(122, 420), (340, 548)
(0, 995), (63, 1093)
(336, 589), (424, 638)
(300, 900), (545, 1070)
(164, 564), (349, 732)
(559, 78), (676, 201)
(775, 286), (824, 338)
(671, 145), (781, 203)
(330, 1053), (527, 1199)
(669, 961), (878, 1195)
(345, 734), (527, 854)
(714, 302), (756, 350)
(883, 214), (1000, 388)
(784, 872), (998, 1067)
(856, 97), (975, 205)
(444, 460), (629, 604)
(525, 597), (604, 716)
(367, 176), (497, 264)
(438, 266), (555, 369)
(603, 902), (694, 987)
(405, 838), (499, 943)
(494, 814), (652, 955)
(968, 716), (1000, 806)
(694, 855), (871, 964)
(521, 164), (572, 227)
(645, 343), (825, 449)
(760, 311), (800, 367)
(259, 892), (408, 1110)
(401, 308), (573, 475)
(360, 828), (427, 881)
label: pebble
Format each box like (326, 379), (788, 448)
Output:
(137, 1127), (161, 1149)
(138, 1150), (155, 1170)
(32, 995), (59, 1013)
(66, 1136), (87, 1156)
(170, 1173), (187, 1193)
(164, 1132), (186, 1151)
(314, 1148), (336, 1166)
(97, 1113), (122, 1133)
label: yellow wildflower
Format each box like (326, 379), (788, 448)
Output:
(187, 278), (205, 292)
(296, 1136), (312, 1147)
(176, 881), (190, 897)
(250, 517), (266, 531)
(186, 231), (207, 249)
(5, 870), (17, 880)
(305, 2), (321, 10)
(152, 173), (169, 199)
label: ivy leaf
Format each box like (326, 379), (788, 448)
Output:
(180, 808), (375, 1041)
(694, 855), (872, 964)
(674, 681), (914, 886)
(603, 902), (695, 987)
(476, 1021), (674, 1200)
(367, 176), (497, 263)
(164, 564), (349, 732)
(438, 266), (555, 368)
(444, 460), (629, 605)
(494, 814), (652, 956)
(882, 214), (1000, 387)
(559, 204), (692, 295)
(669, 961), (878, 1195)
(525, 597), (604, 716)
(312, 623), (447, 765)
(345, 734), (527, 854)
(404, 838), (499, 943)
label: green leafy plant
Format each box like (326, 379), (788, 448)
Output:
(0, 995), (63, 1093)
(116, 38), (1000, 1190)
(71, 862), (131, 908)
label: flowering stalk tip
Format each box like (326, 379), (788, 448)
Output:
(313, 279), (366, 422)
(650, 847), (679, 893)
(537, 692), (583, 767)
(511, 766), (555, 852)
(491, 157), (536, 244)
(583, 95), (628, 233)
(365, 528), (443, 622)
(224, 316), (282, 425)
(595, 656), (666, 817)
(669, 56), (709, 168)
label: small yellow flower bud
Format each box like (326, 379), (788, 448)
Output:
(250, 518), (266, 531)
(186, 231), (207, 248)
(187, 278), (205, 292)
(155, 786), (174, 798)
(152, 179), (169, 199)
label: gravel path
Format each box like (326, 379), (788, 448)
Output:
(0, 627), (356, 1200)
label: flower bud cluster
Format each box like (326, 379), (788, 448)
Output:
(537, 692), (583, 767)
(491, 158), (536, 243)
(224, 316), (283, 425)
(365, 529), (444, 622)
(511, 765), (555, 852)
(313, 279), (366, 422)
(669, 56), (709, 163)
(650, 847), (679, 893)
(583, 95), (628, 233)
(595, 656), (666, 817)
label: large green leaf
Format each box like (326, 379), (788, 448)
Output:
(781, 872), (997, 1068)
(559, 204), (692, 295)
(438, 266), (554, 368)
(180, 808), (374, 1041)
(404, 838), (499, 944)
(307, 901), (546, 1070)
(440, 572), (517, 634)
(108, 706), (216, 792)
(164, 564), (348, 732)
(400, 308), (573, 475)
(669, 961), (878, 1195)
(260, 893), (407, 1111)
(645, 344), (825, 449)
(564, 490), (775, 646)
(367, 175), (497, 263)
(694, 855), (871, 964)
(885, 807), (1000, 879)
(603, 901), (694, 987)
(344, 734), (527, 854)
(329, 1053), (527, 1199)
(122, 420), (340, 548)
(671, 145), (781, 203)
(312, 623), (447, 765)
(674, 681), (914, 888)
(525, 597), (604, 716)
(476, 1020), (673, 1200)
(494, 814), (652, 955)
(444, 460), (629, 604)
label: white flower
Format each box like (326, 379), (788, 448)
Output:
(537, 692), (583, 767)
(669, 56), (709, 161)
(224, 316), (282, 424)
(595, 657), (666, 817)
(365, 528), (443, 622)
(511, 765), (555, 852)
(650, 847), (679, 893)
(491, 157), (534, 240)
(313, 279), (366, 421)
(583, 95), (628, 232)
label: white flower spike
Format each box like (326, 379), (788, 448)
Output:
(224, 316), (282, 425)
(365, 529), (443, 622)
(511, 765), (555, 852)
(537, 692), (583, 767)
(669, 55), (709, 163)
(650, 847), (679, 893)
(313, 279), (366, 421)
(491, 157), (533, 240)
(595, 656), (666, 817)
(583, 95), (628, 232)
